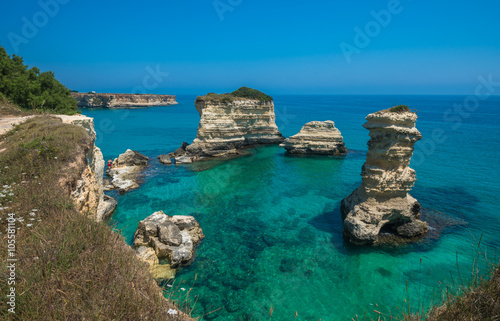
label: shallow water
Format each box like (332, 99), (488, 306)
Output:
(83, 94), (500, 320)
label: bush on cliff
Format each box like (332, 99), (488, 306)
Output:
(196, 86), (273, 103)
(0, 45), (78, 115)
(231, 86), (273, 102)
(0, 117), (190, 320)
(389, 105), (410, 113)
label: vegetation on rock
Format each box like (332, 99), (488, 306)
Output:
(0, 45), (78, 115)
(231, 86), (273, 102)
(389, 105), (411, 113)
(196, 86), (273, 103)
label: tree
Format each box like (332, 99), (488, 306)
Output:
(0, 44), (78, 114)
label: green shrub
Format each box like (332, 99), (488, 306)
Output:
(0, 45), (78, 115)
(231, 86), (273, 102)
(389, 105), (410, 113)
(196, 87), (273, 103)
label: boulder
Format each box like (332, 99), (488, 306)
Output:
(134, 211), (204, 277)
(106, 149), (148, 193)
(158, 221), (183, 246)
(96, 194), (117, 221)
(114, 149), (148, 167)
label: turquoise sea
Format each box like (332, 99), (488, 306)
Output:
(82, 95), (500, 321)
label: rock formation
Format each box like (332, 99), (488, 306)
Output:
(159, 87), (284, 163)
(133, 211), (204, 280)
(57, 115), (116, 221)
(71, 93), (177, 108)
(341, 106), (428, 245)
(106, 149), (148, 193)
(280, 120), (347, 155)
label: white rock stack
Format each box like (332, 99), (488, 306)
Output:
(185, 98), (284, 157)
(341, 107), (428, 245)
(280, 120), (347, 155)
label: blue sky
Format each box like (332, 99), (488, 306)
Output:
(1, 0), (499, 95)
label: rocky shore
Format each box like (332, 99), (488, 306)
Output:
(159, 87), (284, 163)
(341, 106), (428, 245)
(280, 120), (347, 155)
(105, 149), (149, 194)
(71, 92), (177, 108)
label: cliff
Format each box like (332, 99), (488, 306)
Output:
(280, 120), (347, 155)
(56, 115), (116, 221)
(71, 93), (177, 108)
(341, 106), (428, 245)
(0, 115), (192, 320)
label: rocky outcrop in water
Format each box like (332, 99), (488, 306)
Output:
(71, 93), (177, 108)
(133, 211), (204, 280)
(280, 120), (347, 155)
(341, 106), (428, 245)
(106, 149), (148, 194)
(58, 115), (116, 221)
(159, 88), (284, 162)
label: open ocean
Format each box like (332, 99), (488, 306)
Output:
(82, 94), (500, 320)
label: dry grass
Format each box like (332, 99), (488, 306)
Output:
(0, 116), (193, 320)
(0, 94), (30, 117)
(422, 264), (500, 321)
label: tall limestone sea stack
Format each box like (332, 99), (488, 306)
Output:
(160, 87), (284, 162)
(341, 106), (428, 245)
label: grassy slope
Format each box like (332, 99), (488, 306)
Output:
(0, 116), (192, 320)
(0, 95), (31, 117)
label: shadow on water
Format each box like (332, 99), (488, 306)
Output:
(413, 186), (480, 216)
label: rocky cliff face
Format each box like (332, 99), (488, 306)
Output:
(341, 108), (428, 245)
(59, 115), (116, 221)
(168, 97), (284, 160)
(280, 120), (347, 155)
(71, 93), (177, 108)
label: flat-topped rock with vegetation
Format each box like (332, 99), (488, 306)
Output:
(160, 87), (284, 162)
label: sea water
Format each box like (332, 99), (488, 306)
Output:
(82, 94), (500, 320)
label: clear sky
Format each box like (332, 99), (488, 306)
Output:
(1, 0), (499, 95)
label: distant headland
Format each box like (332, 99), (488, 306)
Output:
(71, 92), (177, 108)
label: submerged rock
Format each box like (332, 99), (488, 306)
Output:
(160, 87), (284, 163)
(341, 106), (428, 245)
(280, 120), (347, 155)
(106, 149), (148, 193)
(133, 211), (204, 279)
